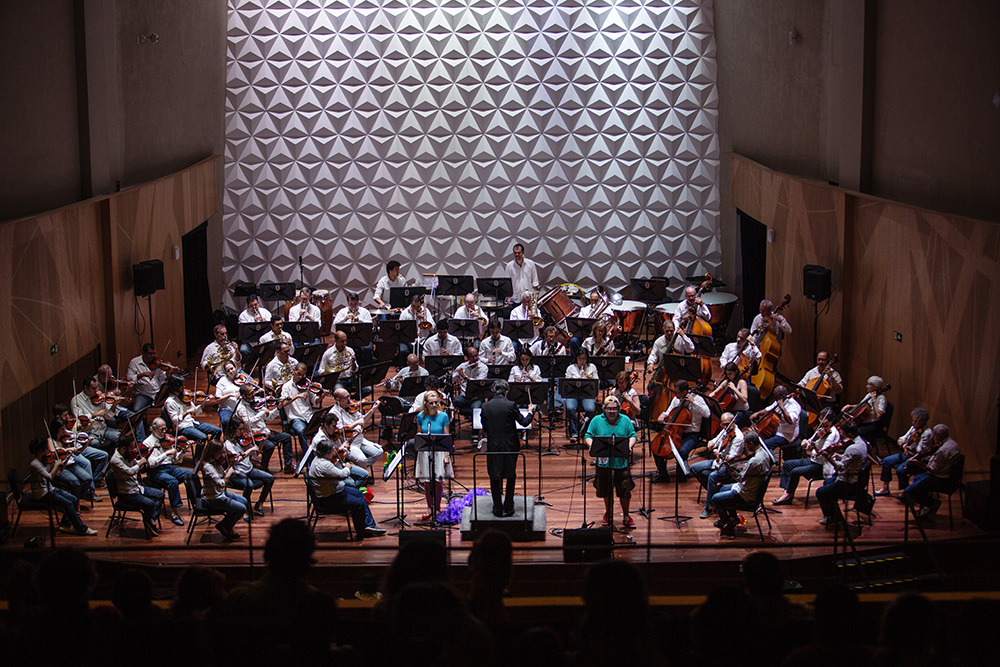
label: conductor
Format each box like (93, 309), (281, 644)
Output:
(480, 380), (537, 517)
(585, 395), (638, 530)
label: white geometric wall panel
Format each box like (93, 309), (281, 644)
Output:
(224, 0), (720, 308)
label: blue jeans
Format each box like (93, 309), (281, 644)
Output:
(816, 477), (858, 518)
(780, 458), (823, 495)
(180, 421), (223, 442)
(565, 397), (596, 438)
(315, 486), (377, 534)
(880, 452), (912, 489)
(132, 394), (154, 412)
(79, 445), (109, 481)
(229, 468), (274, 507)
(206, 491), (250, 530)
(764, 435), (793, 459)
(712, 485), (748, 524)
(264, 431), (294, 469)
(37, 488), (88, 533)
(56, 457), (94, 500)
(904, 472), (948, 508)
(116, 486), (165, 524)
(691, 460), (733, 509)
(146, 465), (193, 509)
(111, 408), (146, 443)
(289, 419), (310, 459)
(218, 408), (234, 431)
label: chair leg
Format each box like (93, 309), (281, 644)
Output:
(11, 508), (22, 537)
(754, 514), (764, 541)
(185, 515), (196, 545)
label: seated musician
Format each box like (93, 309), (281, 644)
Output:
(233, 384), (293, 473)
(750, 385), (801, 459)
(280, 363), (322, 459)
(509, 349), (542, 383)
(109, 436), (166, 537)
(27, 437), (97, 536)
(841, 375), (887, 440)
(388, 353), (429, 408)
(709, 362), (751, 426)
(772, 407), (840, 506)
(238, 294), (272, 324)
(372, 260), (405, 309)
(797, 351), (843, 405)
(222, 419), (273, 516)
(815, 421), (868, 527)
(508, 292), (542, 352)
(213, 360), (243, 430)
(288, 286), (321, 322)
(610, 370), (642, 421)
(399, 294), (434, 352)
(308, 438), (386, 538)
(531, 326), (568, 415)
(163, 376), (224, 445)
(672, 285), (711, 330)
(96, 364), (146, 442)
(200, 439), (251, 541)
(423, 318), (462, 356)
(319, 330), (366, 395)
(330, 388), (385, 470)
(127, 343), (181, 412)
(334, 291), (373, 324)
(718, 327), (761, 374)
(310, 412), (373, 487)
(645, 319), (694, 373)
(454, 293), (487, 337)
(453, 346), (488, 444)
(691, 411), (744, 520)
(52, 405), (107, 492)
(264, 341), (298, 394)
(712, 432), (770, 538)
(585, 395), (637, 530)
(578, 291), (603, 319)
(479, 317), (516, 366)
(876, 407), (932, 497)
(142, 417), (193, 526)
(582, 319), (615, 357)
(409, 375), (445, 415)
(201, 324), (241, 379)
(71, 376), (123, 450)
(752, 299), (792, 339)
(654, 379), (711, 481)
(565, 349), (599, 444)
(903, 423), (961, 518)
(258, 315), (295, 355)
(45, 417), (97, 501)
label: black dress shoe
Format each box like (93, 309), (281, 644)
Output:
(502, 508), (515, 517)
(650, 474), (670, 484)
(492, 506), (503, 517)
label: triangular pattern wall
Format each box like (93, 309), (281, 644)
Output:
(224, 0), (720, 307)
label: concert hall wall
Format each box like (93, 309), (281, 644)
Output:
(222, 0), (723, 306)
(730, 154), (1000, 479)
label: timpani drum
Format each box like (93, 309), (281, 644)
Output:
(653, 302), (681, 334)
(610, 299), (647, 334)
(702, 292), (739, 331)
(538, 285), (578, 325)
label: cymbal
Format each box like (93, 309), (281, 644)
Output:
(685, 275), (727, 289)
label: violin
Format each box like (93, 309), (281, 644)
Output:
(42, 447), (75, 465)
(60, 432), (89, 447)
(149, 357), (182, 374)
(252, 395), (279, 411)
(181, 389), (211, 404)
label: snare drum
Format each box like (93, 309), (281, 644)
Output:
(702, 292), (739, 330)
(654, 302), (681, 334)
(610, 299), (647, 334)
(538, 285), (578, 325)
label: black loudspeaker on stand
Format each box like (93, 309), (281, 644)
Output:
(133, 259), (165, 297)
(803, 264), (831, 302)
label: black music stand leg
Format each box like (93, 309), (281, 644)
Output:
(657, 465), (692, 527)
(632, 433), (654, 520)
(535, 425), (552, 507)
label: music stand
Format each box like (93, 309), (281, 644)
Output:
(690, 334), (717, 357)
(377, 319), (417, 349)
(465, 379), (492, 406)
(660, 354), (705, 384)
(560, 378), (599, 444)
(591, 355), (626, 382)
(413, 433), (454, 528)
(424, 355), (461, 378)
(502, 319), (535, 341)
(243, 341), (278, 373)
(398, 375), (426, 398)
(566, 317), (597, 340)
(487, 364), (513, 380)
(358, 360), (392, 396)
(237, 322), (269, 344)
(294, 341), (326, 372)
(589, 435), (632, 530)
(389, 286), (426, 309)
(657, 442), (693, 527)
(506, 382), (548, 407)
(312, 371), (342, 393)
(232, 281), (258, 298)
(477, 277), (513, 302)
(796, 385), (824, 415)
(630, 277), (669, 304)
(437, 275), (474, 297)
(286, 321), (321, 344)
(336, 322), (374, 350)
(448, 318), (480, 340)
(382, 439), (411, 528)
(302, 405), (331, 440)
(259, 282), (296, 301)
(535, 354), (573, 380)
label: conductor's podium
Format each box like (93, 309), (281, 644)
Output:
(460, 495), (546, 542)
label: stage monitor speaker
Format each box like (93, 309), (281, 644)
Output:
(133, 259), (164, 297)
(562, 527), (613, 563)
(803, 264), (831, 302)
(398, 529), (447, 549)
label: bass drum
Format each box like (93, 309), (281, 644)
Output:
(702, 292), (739, 333)
(538, 285), (578, 326)
(611, 299), (647, 334)
(653, 302), (681, 334)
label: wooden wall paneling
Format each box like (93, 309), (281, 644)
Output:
(0, 203), (107, 409)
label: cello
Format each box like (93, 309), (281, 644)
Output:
(651, 388), (691, 459)
(750, 294), (791, 401)
(803, 352), (839, 427)
(748, 387), (802, 439)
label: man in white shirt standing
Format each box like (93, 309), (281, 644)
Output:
(504, 242), (539, 304)
(373, 260), (406, 309)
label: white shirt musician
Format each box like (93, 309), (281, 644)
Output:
(399, 296), (435, 341)
(264, 343), (298, 394)
(578, 291), (603, 319)
(453, 350), (489, 396)
(454, 294), (487, 336)
(288, 287), (321, 323)
(508, 293), (542, 344)
(258, 317), (295, 354)
(330, 388), (384, 468)
(646, 321), (694, 368)
(126, 344), (169, 409)
(280, 376), (320, 425)
(373, 261), (406, 309)
(319, 331), (359, 382)
(201, 324), (241, 378)
(718, 327), (762, 370)
(388, 354), (429, 394)
(479, 325), (516, 366)
(581, 321), (615, 357)
(423, 322), (463, 356)
(530, 327), (569, 357)
(751, 299), (793, 338)
(238, 296), (272, 323)
(504, 243), (539, 301)
(334, 293), (374, 324)
(797, 351), (844, 402)
(509, 350), (543, 383)
(672, 285), (712, 329)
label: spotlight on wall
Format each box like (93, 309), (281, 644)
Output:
(788, 29), (801, 46)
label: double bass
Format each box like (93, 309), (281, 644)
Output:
(676, 275), (715, 384)
(750, 294), (791, 401)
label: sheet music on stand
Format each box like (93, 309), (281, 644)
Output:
(671, 442), (692, 477)
(424, 355), (462, 378)
(472, 406), (534, 431)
